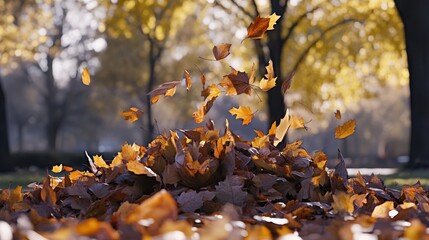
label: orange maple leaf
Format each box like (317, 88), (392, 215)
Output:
(229, 106), (254, 125)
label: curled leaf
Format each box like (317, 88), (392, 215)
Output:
(121, 107), (143, 123)
(335, 119), (356, 139)
(259, 60), (277, 91)
(82, 67), (91, 86)
(184, 70), (192, 91)
(148, 81), (180, 104)
(213, 43), (232, 61)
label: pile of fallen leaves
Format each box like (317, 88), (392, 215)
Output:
(1, 13), (428, 240)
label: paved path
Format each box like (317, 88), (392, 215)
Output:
(345, 168), (398, 176)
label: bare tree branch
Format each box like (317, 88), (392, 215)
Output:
(250, 0), (260, 17)
(291, 19), (360, 73)
(282, 4), (321, 46)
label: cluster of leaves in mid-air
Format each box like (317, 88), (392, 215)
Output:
(0, 13), (426, 240)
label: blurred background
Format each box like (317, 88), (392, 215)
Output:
(0, 0), (417, 175)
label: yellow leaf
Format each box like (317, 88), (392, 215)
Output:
(274, 110), (291, 146)
(51, 164), (63, 173)
(229, 106), (254, 125)
(332, 192), (354, 214)
(93, 155), (109, 168)
(126, 161), (151, 175)
(121, 107), (143, 123)
(335, 119), (356, 139)
(290, 114), (305, 129)
(371, 201), (394, 218)
(201, 84), (221, 101)
(81, 67), (91, 86)
(267, 13), (281, 30)
(259, 60), (277, 91)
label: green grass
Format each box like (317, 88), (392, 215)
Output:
(382, 169), (429, 189)
(0, 171), (45, 189)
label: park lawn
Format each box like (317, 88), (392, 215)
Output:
(0, 168), (428, 190)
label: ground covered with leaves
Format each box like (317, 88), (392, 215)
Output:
(1, 127), (428, 240)
(1, 13), (427, 240)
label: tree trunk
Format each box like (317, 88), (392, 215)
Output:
(45, 54), (60, 151)
(395, 0), (429, 168)
(143, 42), (157, 145)
(0, 76), (10, 167)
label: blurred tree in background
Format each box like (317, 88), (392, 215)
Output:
(0, 0), (415, 168)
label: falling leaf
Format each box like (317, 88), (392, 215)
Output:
(148, 81), (180, 103)
(201, 84), (221, 101)
(249, 63), (256, 84)
(229, 106), (254, 125)
(121, 107), (143, 123)
(81, 67), (91, 86)
(334, 110), (341, 120)
(52, 164), (63, 173)
(290, 114), (305, 129)
(212, 43), (232, 61)
(192, 98), (216, 124)
(335, 119), (356, 139)
(281, 71), (295, 94)
(267, 13), (281, 30)
(245, 16), (270, 40)
(219, 68), (252, 96)
(259, 60), (277, 91)
(184, 70), (192, 91)
(274, 110), (291, 146)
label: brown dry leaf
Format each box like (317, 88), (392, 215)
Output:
(148, 81), (180, 103)
(126, 190), (178, 232)
(213, 43), (232, 61)
(249, 63), (256, 84)
(121, 107), (143, 123)
(404, 219), (426, 240)
(334, 110), (341, 120)
(215, 176), (247, 206)
(201, 84), (221, 101)
(126, 160), (155, 176)
(229, 106), (254, 125)
(41, 177), (57, 206)
(274, 110), (291, 146)
(259, 60), (277, 91)
(281, 71), (295, 94)
(81, 67), (91, 86)
(332, 191), (354, 214)
(184, 70), (192, 91)
(192, 98), (216, 124)
(219, 68), (251, 96)
(51, 164), (63, 173)
(245, 16), (270, 40)
(371, 201), (394, 218)
(335, 119), (356, 139)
